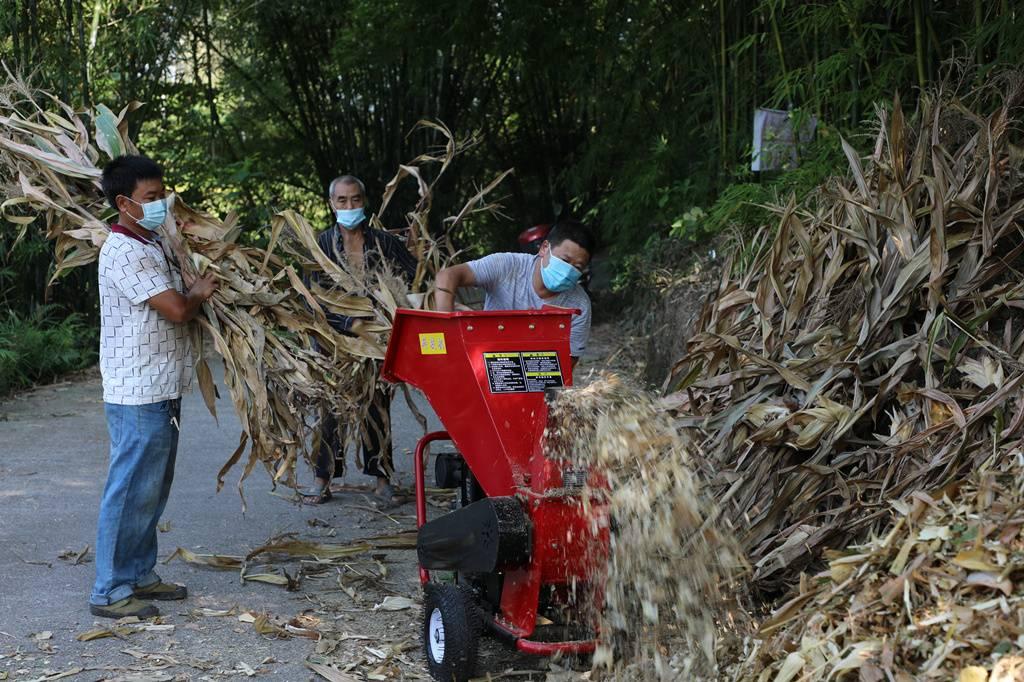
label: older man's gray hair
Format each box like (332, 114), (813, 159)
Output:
(327, 174), (366, 199)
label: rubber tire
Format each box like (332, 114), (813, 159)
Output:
(422, 583), (481, 682)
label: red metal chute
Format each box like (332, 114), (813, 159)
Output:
(382, 308), (607, 675)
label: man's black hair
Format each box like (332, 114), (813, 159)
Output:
(547, 219), (596, 256)
(101, 155), (164, 211)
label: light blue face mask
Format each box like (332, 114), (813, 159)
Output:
(125, 196), (167, 231)
(336, 207), (366, 230)
(540, 252), (583, 293)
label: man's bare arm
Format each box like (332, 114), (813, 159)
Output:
(434, 264), (477, 312)
(147, 274), (218, 323)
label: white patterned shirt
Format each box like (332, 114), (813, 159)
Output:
(98, 226), (193, 405)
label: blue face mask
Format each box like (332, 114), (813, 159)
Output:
(125, 197), (167, 231)
(336, 207), (366, 230)
(540, 252), (582, 293)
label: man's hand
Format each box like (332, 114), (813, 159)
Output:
(148, 273), (218, 323)
(188, 273), (218, 301)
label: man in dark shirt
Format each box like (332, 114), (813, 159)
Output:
(304, 174), (416, 508)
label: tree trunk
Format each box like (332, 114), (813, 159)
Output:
(11, 0), (21, 69)
(202, 2), (220, 131)
(974, 0), (984, 66)
(89, 0), (101, 50)
(730, 0), (741, 166)
(998, 0), (1008, 60)
(769, 1), (791, 105)
(812, 10), (819, 116)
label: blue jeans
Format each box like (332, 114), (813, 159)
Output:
(90, 399), (180, 605)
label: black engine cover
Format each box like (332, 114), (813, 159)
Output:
(417, 497), (531, 573)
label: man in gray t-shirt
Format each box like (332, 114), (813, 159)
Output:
(435, 221), (594, 364)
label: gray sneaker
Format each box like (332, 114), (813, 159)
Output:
(299, 482), (333, 504)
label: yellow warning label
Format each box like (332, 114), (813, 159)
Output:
(418, 332), (447, 355)
(482, 352), (520, 358)
(521, 351), (558, 358)
(525, 371), (562, 377)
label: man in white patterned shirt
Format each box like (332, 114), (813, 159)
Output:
(90, 155), (217, 619)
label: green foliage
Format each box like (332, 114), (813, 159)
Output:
(0, 306), (97, 396)
(610, 232), (709, 294)
(700, 131), (847, 238)
(611, 131), (846, 292)
(2, 0), (1024, 315)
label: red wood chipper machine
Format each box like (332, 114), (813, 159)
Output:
(381, 308), (608, 681)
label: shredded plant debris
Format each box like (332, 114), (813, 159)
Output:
(729, 450), (1024, 681)
(546, 374), (744, 679)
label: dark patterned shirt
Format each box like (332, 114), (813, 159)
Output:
(313, 221), (417, 332)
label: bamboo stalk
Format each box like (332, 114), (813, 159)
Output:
(768, 1), (791, 105)
(719, 0), (728, 168)
(914, 0), (927, 89)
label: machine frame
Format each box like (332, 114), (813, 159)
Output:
(382, 308), (607, 681)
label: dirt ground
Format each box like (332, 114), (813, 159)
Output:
(0, 323), (632, 682)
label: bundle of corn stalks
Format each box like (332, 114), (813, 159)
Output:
(666, 72), (1024, 590)
(729, 450), (1024, 681)
(0, 70), (506, 501)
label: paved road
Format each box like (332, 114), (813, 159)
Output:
(0, 328), (613, 681)
(0, 362), (444, 681)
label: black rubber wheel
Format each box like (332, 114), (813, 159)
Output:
(422, 583), (481, 682)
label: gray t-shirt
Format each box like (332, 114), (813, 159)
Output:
(467, 252), (591, 356)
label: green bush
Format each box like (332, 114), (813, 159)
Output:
(0, 306), (97, 396)
(610, 130), (847, 291)
(672, 130), (847, 243)
(611, 232), (709, 293)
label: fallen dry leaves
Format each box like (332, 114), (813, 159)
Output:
(729, 452), (1024, 680)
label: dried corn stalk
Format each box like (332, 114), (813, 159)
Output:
(0, 69), (508, 502)
(667, 73), (1024, 590)
(729, 450), (1024, 681)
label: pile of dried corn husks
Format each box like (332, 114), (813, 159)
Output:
(0, 71), (501, 499)
(666, 74), (1024, 590)
(728, 450), (1024, 681)
(545, 375), (744, 679)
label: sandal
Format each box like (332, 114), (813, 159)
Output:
(299, 482), (333, 504)
(372, 483), (407, 511)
